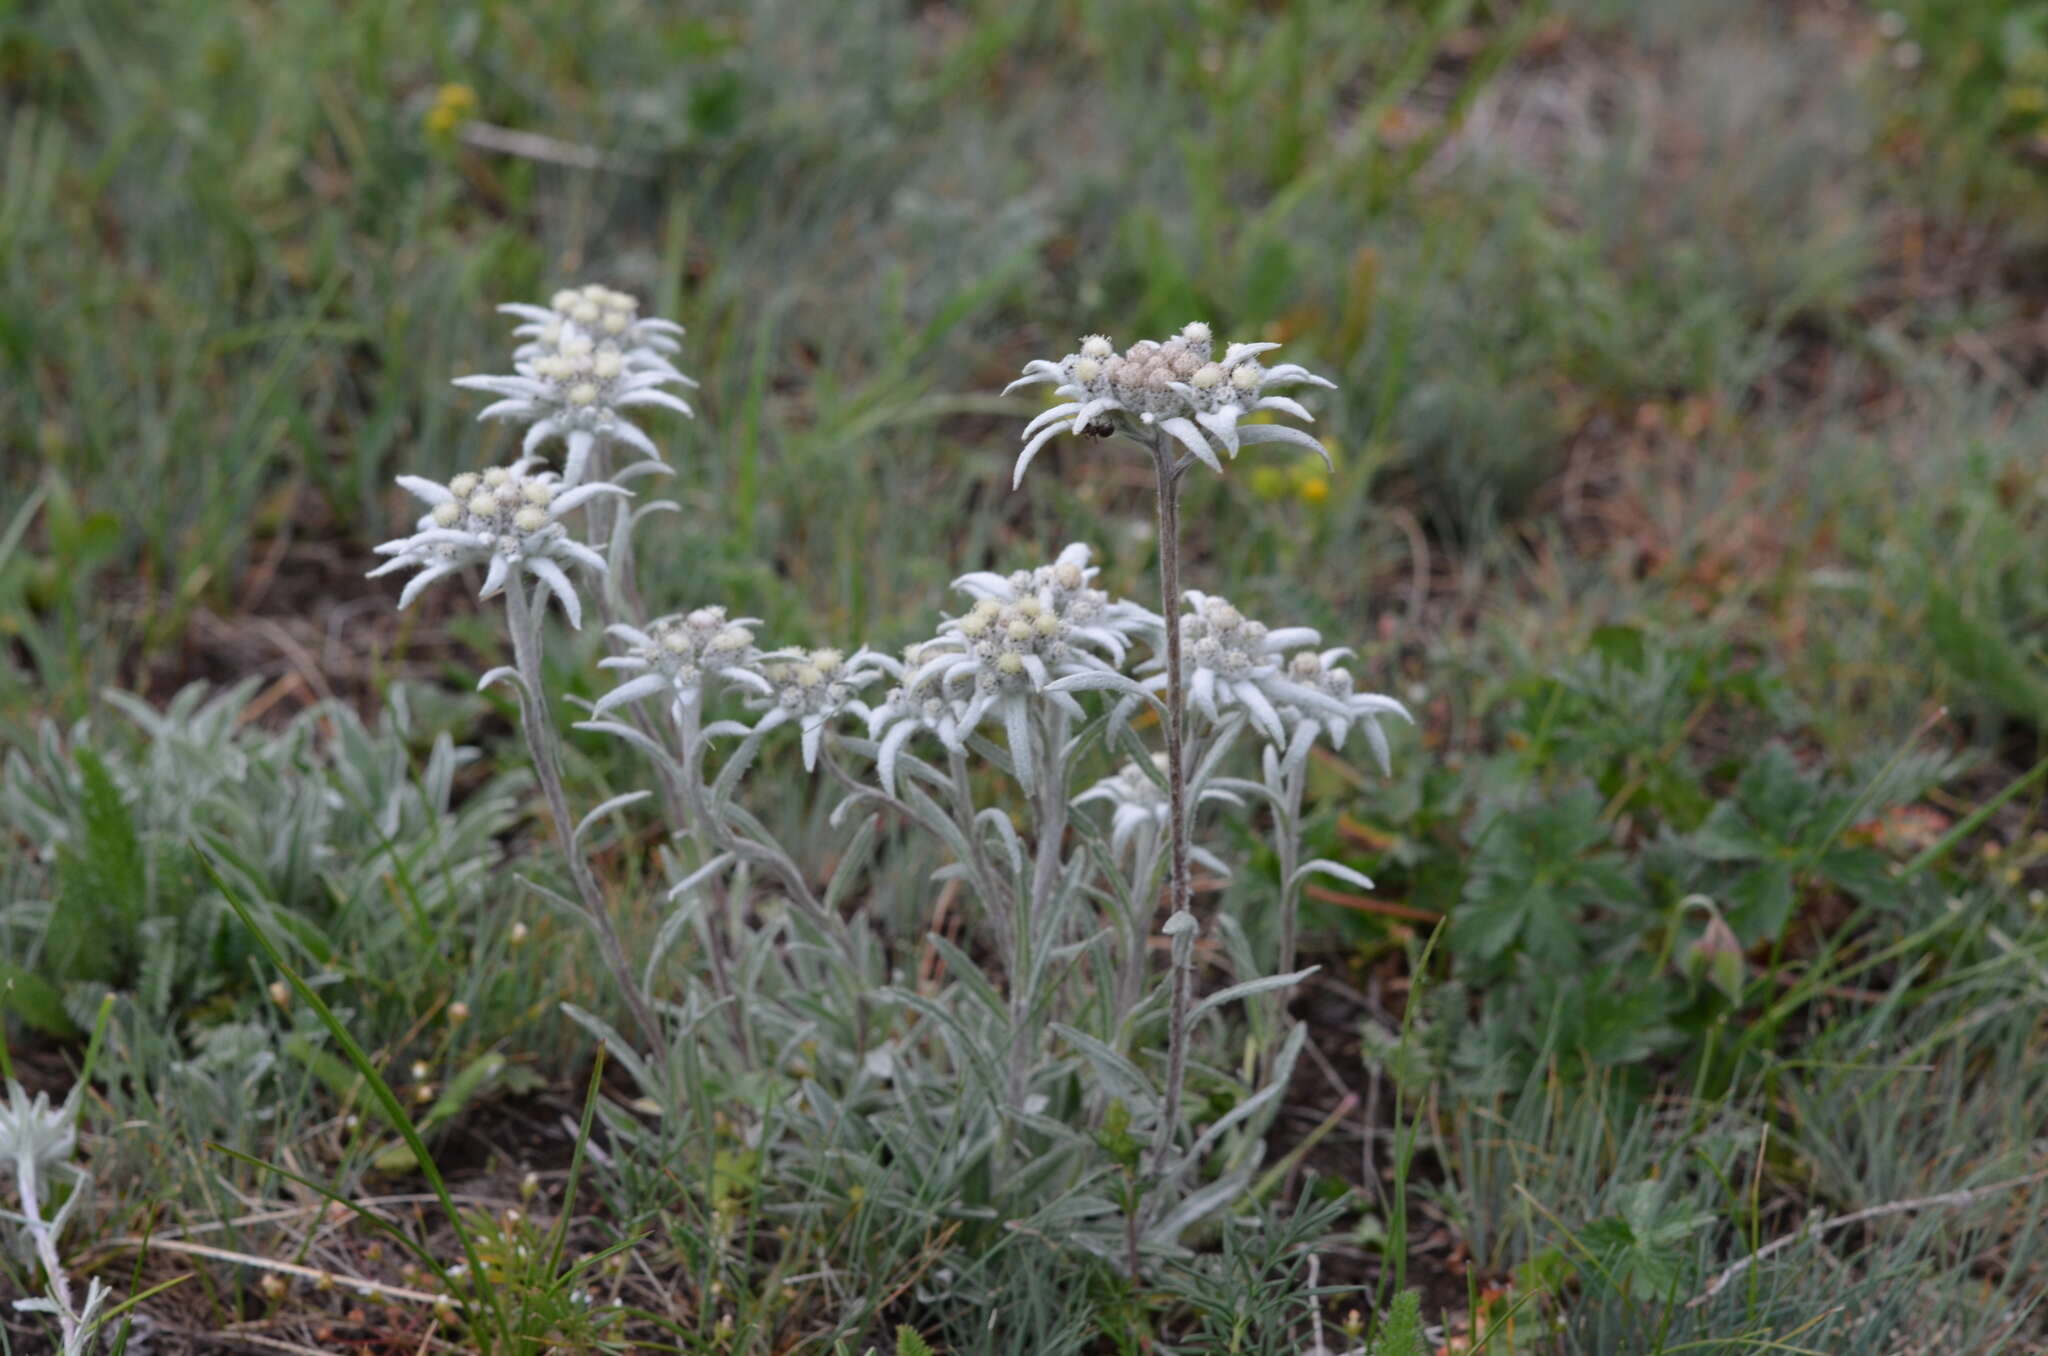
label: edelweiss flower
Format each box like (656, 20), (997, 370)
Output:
(1136, 592), (1349, 746)
(1003, 323), (1335, 486)
(866, 644), (978, 795)
(0, 1079), (78, 1181)
(743, 648), (886, 769)
(1277, 649), (1413, 776)
(1073, 755), (1237, 873)
(904, 545), (1155, 789)
(368, 463), (622, 627)
(455, 284), (696, 487)
(506, 284), (687, 362)
(594, 606), (765, 718)
(949, 542), (1162, 665)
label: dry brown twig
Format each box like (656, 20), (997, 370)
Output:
(1688, 1168), (2048, 1308)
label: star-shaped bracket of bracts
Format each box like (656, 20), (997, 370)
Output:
(1272, 646), (1414, 779)
(741, 648), (889, 771)
(1003, 323), (1337, 487)
(1127, 591), (1335, 745)
(455, 286), (696, 488)
(591, 607), (767, 722)
(367, 463), (624, 628)
(883, 545), (1159, 793)
(864, 644), (982, 797)
(1073, 756), (1241, 875)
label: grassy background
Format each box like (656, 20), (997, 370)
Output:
(6, 0), (2048, 1350)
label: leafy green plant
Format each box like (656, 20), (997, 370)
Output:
(1452, 783), (1636, 972)
(1369, 1288), (1427, 1356)
(2, 680), (526, 1037)
(1689, 742), (1901, 943)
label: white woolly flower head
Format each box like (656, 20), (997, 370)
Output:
(594, 605), (765, 717)
(744, 647), (888, 770)
(1072, 755), (1238, 873)
(871, 545), (1159, 795)
(948, 541), (1163, 662)
(367, 462), (623, 627)
(455, 285), (697, 488)
(865, 642), (978, 796)
(1004, 322), (1336, 487)
(1276, 647), (1414, 777)
(0, 1079), (79, 1182)
(1134, 591), (1352, 747)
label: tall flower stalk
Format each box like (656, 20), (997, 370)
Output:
(1006, 325), (1333, 936)
(369, 462), (664, 1052)
(502, 578), (664, 1052)
(1150, 434), (1196, 938)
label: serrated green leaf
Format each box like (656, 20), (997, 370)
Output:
(1723, 858), (1795, 943)
(1452, 785), (1634, 971)
(49, 747), (147, 984)
(1371, 1287), (1427, 1356)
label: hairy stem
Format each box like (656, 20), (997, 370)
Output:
(18, 1160), (82, 1352)
(1145, 437), (1198, 1176)
(1010, 704), (1071, 1107)
(1150, 443), (1192, 928)
(504, 580), (664, 1053)
(1029, 704), (1070, 920)
(672, 698), (839, 939)
(674, 700), (754, 1067)
(1154, 914), (1196, 1170)
(1276, 753), (1306, 981)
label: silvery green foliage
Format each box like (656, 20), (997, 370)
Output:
(1004, 323), (1335, 484)
(1, 680), (521, 1029)
(2, 1080), (107, 1355)
(368, 462), (623, 626)
(456, 284), (696, 487)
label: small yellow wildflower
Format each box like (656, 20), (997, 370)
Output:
(2005, 83), (2048, 118)
(424, 83), (479, 141)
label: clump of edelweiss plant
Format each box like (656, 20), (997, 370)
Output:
(4, 1081), (112, 1356)
(366, 295), (1415, 1320)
